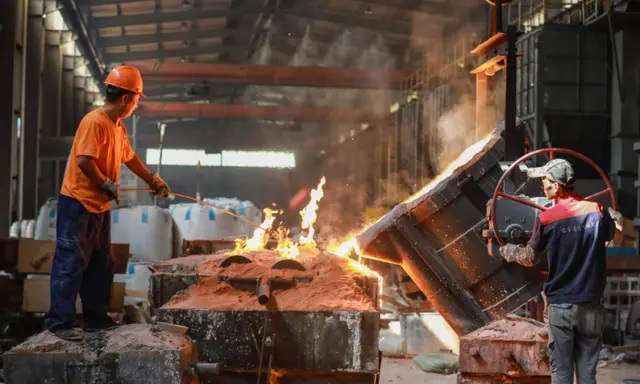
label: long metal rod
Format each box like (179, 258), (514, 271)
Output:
(121, 188), (278, 238)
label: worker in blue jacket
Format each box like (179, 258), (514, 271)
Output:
(498, 158), (619, 384)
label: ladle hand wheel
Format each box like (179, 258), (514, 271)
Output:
(490, 147), (617, 246)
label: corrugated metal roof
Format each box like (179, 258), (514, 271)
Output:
(76, 0), (483, 102)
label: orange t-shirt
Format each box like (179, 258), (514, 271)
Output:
(60, 108), (135, 213)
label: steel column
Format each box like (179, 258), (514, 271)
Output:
(73, 75), (87, 127)
(60, 58), (75, 179)
(0, 0), (24, 236)
(503, 24), (522, 161)
(610, 28), (640, 216)
(40, 31), (64, 203)
(22, 3), (45, 219)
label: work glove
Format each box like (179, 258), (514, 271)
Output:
(100, 179), (120, 205)
(149, 173), (170, 197)
(608, 207), (624, 232)
(498, 244), (518, 263)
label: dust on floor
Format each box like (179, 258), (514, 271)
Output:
(380, 357), (639, 384)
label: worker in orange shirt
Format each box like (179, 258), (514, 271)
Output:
(47, 66), (170, 341)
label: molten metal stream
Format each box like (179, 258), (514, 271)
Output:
(121, 188), (278, 238)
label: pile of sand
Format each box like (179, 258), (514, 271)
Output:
(11, 324), (190, 357)
(160, 250), (378, 312)
(468, 318), (546, 340)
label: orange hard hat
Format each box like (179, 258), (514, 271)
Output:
(104, 65), (145, 97)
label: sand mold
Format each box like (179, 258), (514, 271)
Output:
(160, 250), (378, 312)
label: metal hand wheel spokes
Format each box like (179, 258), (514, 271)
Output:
(490, 147), (617, 246)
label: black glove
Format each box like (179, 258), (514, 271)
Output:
(101, 179), (120, 205)
(149, 173), (170, 197)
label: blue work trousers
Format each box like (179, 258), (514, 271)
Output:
(46, 194), (114, 331)
(548, 302), (604, 384)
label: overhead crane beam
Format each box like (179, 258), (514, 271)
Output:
(135, 102), (377, 122)
(129, 61), (412, 89)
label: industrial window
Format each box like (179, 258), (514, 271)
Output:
(145, 149), (295, 168)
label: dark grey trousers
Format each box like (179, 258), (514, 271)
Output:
(548, 302), (604, 384)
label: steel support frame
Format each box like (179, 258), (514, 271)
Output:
(355, 0), (460, 19)
(39, 29), (64, 204)
(608, 12), (640, 217)
(471, 1), (523, 161)
(22, 1), (46, 219)
(91, 5), (264, 28)
(58, 0), (105, 85)
(104, 45), (232, 64)
(0, 0), (26, 236)
(59, 53), (76, 181)
(136, 102), (376, 122)
(130, 61), (412, 89)
(98, 28), (232, 48)
(281, 6), (417, 36)
(73, 75), (88, 129)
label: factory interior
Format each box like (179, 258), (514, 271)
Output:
(1, 0), (640, 383)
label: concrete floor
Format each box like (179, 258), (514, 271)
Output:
(379, 357), (640, 383)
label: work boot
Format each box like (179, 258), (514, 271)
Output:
(53, 328), (83, 341)
(83, 320), (119, 333)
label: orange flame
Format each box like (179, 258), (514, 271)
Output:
(322, 133), (496, 309)
(275, 226), (300, 259)
(299, 177), (326, 247)
(328, 236), (383, 306)
(233, 208), (277, 253)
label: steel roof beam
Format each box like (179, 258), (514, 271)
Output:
(104, 45), (229, 63)
(282, 7), (414, 36)
(78, 0), (150, 5)
(355, 0), (459, 18)
(98, 28), (232, 47)
(92, 5), (263, 28)
(59, 0), (107, 81)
